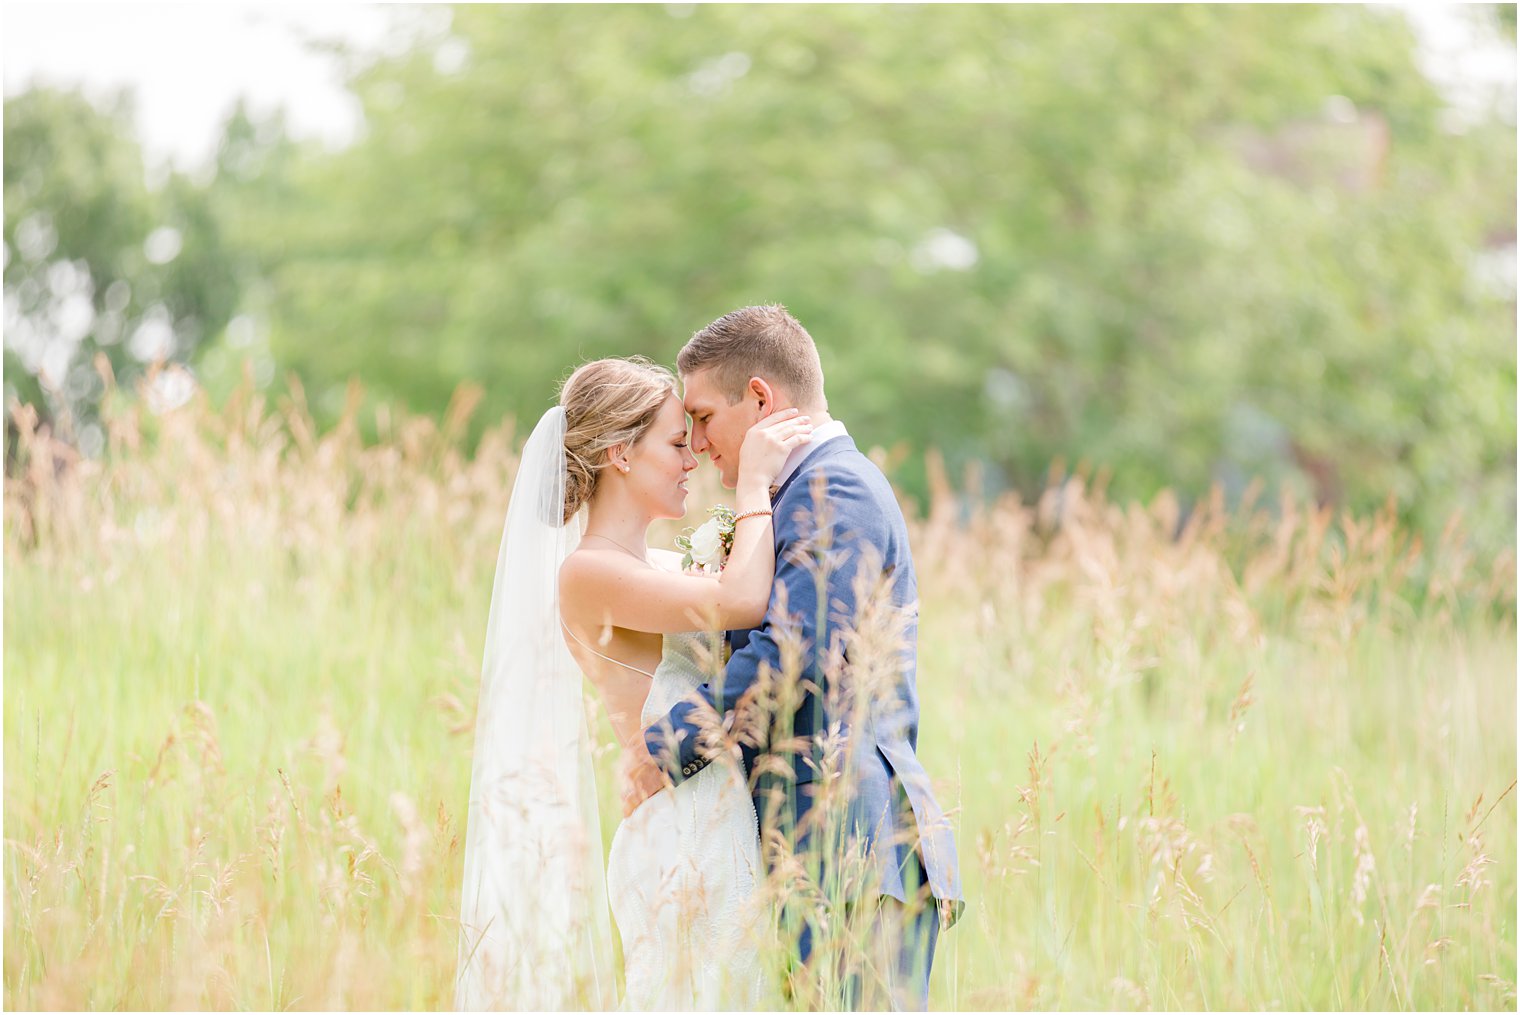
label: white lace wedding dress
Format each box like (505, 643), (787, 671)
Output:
(604, 631), (769, 1010)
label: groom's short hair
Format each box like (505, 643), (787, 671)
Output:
(677, 305), (827, 409)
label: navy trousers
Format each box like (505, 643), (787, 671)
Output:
(793, 849), (941, 1011)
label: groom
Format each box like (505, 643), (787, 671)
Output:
(633, 305), (963, 1010)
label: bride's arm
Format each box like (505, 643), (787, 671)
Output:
(559, 410), (811, 634)
(560, 516), (768, 633)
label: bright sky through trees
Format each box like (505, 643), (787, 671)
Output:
(3, 3), (1512, 175)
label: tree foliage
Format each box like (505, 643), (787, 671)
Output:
(6, 6), (1515, 546)
(3, 88), (238, 445)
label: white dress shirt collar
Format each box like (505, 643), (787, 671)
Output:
(773, 418), (849, 493)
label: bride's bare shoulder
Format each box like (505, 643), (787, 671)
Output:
(559, 545), (632, 600)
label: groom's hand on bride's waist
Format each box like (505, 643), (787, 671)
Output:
(617, 740), (671, 817)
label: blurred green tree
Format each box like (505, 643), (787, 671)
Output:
(219, 5), (1513, 542)
(3, 88), (239, 447)
(28, 6), (1508, 546)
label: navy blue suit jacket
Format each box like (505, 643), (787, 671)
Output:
(644, 436), (962, 908)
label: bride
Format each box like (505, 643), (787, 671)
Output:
(455, 357), (812, 1010)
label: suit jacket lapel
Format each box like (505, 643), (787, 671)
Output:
(728, 437), (857, 650)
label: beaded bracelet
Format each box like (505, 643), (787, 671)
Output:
(733, 508), (773, 524)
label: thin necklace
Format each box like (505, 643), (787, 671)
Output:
(582, 532), (650, 562)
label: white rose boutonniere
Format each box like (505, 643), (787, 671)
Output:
(675, 505), (736, 572)
(688, 518), (724, 567)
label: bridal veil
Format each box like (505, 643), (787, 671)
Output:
(455, 406), (614, 1010)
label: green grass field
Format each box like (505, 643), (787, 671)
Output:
(5, 385), (1515, 1010)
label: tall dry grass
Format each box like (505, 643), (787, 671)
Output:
(4, 369), (1515, 1009)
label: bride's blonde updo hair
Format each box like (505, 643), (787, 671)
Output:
(558, 356), (677, 523)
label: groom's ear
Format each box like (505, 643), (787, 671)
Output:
(747, 377), (776, 417)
